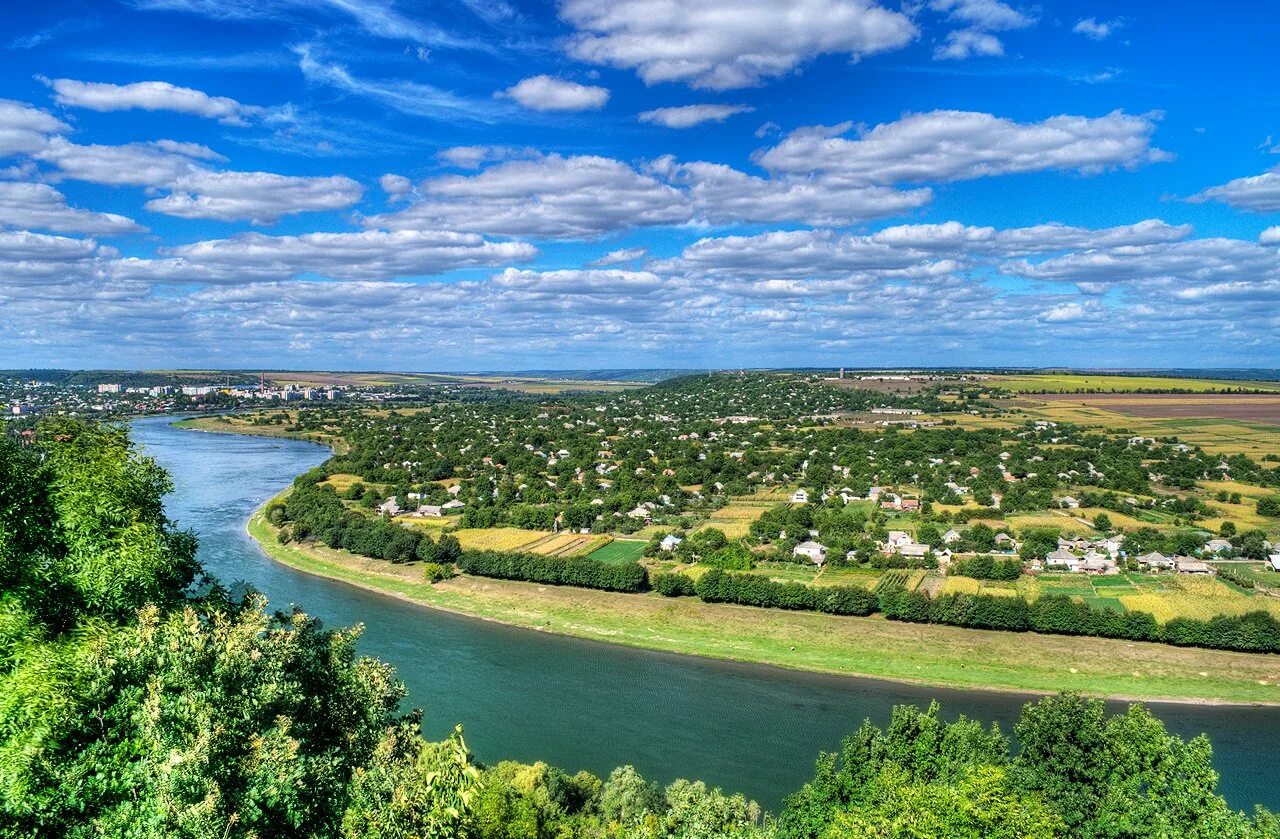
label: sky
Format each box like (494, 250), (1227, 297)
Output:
(0, 0), (1277, 371)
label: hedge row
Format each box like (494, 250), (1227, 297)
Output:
(657, 570), (1280, 655)
(457, 550), (648, 593)
(691, 569), (878, 616)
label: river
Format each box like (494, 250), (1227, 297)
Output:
(133, 414), (1280, 813)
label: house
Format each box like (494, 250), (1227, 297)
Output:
(377, 498), (401, 516)
(1175, 558), (1214, 575)
(1137, 551), (1174, 570)
(1203, 538), (1233, 555)
(994, 532), (1019, 552)
(1268, 553), (1280, 572)
(791, 489), (809, 504)
(898, 543), (930, 560)
(442, 499), (466, 511)
(884, 531), (914, 551)
(794, 541), (827, 565)
(416, 505), (443, 517)
(1045, 548), (1081, 572)
(942, 529), (962, 544)
(1081, 555), (1119, 575)
(627, 505), (651, 520)
(660, 534), (683, 552)
(899, 498), (921, 512)
(1058, 496), (1081, 509)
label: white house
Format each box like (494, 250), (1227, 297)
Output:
(377, 498), (401, 516)
(791, 489), (809, 504)
(1045, 548), (1081, 572)
(794, 541), (827, 565)
(1268, 553), (1280, 572)
(1058, 496), (1081, 509)
(1137, 551), (1174, 570)
(942, 528), (962, 544)
(1203, 538), (1233, 554)
(1175, 558), (1214, 575)
(416, 505), (443, 517)
(660, 534), (683, 552)
(442, 499), (466, 511)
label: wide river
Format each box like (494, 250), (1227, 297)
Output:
(134, 415), (1280, 812)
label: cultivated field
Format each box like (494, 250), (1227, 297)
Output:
(1037, 393), (1280, 424)
(452, 527), (610, 556)
(991, 374), (1280, 394)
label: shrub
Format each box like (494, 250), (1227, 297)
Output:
(653, 572), (697, 597)
(422, 562), (456, 583)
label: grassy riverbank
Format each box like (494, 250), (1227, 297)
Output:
(174, 414), (348, 453)
(248, 503), (1280, 705)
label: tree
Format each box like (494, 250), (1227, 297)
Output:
(1258, 496), (1280, 518)
(1092, 513), (1112, 533)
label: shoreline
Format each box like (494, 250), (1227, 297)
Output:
(169, 417), (1280, 708)
(244, 495), (1280, 708)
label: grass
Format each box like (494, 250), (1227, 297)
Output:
(247, 509), (1280, 705)
(587, 539), (647, 564)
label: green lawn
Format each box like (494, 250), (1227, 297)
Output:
(587, 539), (648, 564)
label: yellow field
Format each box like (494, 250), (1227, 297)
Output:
(695, 502), (771, 539)
(452, 527), (551, 552)
(941, 576), (981, 595)
(450, 527), (609, 556)
(992, 374), (1280, 393)
(321, 473), (367, 492)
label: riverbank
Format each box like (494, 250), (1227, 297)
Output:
(174, 414), (349, 453)
(247, 499), (1280, 705)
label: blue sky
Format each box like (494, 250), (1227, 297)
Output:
(1, 0), (1277, 371)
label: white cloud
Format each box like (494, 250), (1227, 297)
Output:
(591, 247), (648, 265)
(42, 78), (261, 125)
(1188, 167), (1280, 213)
(498, 76), (609, 112)
(560, 0), (917, 90)
(1005, 238), (1280, 291)
(933, 28), (1004, 60)
(143, 170), (364, 223)
(932, 0), (1034, 29)
(144, 229), (536, 282)
(35, 137), (212, 186)
(638, 104), (754, 128)
(366, 154), (688, 238)
(0, 181), (144, 234)
(756, 110), (1170, 183)
(491, 267), (664, 296)
(654, 157), (932, 226)
(379, 173), (413, 196)
(1261, 226), (1280, 245)
(0, 99), (69, 156)
(1073, 17), (1121, 40)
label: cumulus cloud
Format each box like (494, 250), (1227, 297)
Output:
(1261, 226), (1280, 245)
(756, 110), (1170, 183)
(143, 229), (537, 282)
(368, 151), (933, 238)
(560, 0), (917, 90)
(591, 247), (648, 265)
(379, 173), (413, 196)
(0, 99), (69, 156)
(931, 0), (1035, 29)
(491, 267), (664, 296)
(1188, 167), (1280, 213)
(1073, 17), (1121, 40)
(366, 154), (688, 238)
(498, 76), (609, 112)
(638, 104), (754, 128)
(143, 170), (364, 223)
(35, 137), (212, 186)
(653, 157), (932, 226)
(1004, 238), (1280, 292)
(0, 181), (144, 234)
(933, 28), (1004, 60)
(41, 78), (261, 125)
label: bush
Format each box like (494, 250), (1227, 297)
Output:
(694, 569), (875, 616)
(653, 572), (697, 597)
(950, 555), (1022, 581)
(457, 550), (648, 593)
(422, 562), (456, 583)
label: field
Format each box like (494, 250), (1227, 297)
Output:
(694, 502), (772, 539)
(451, 527), (609, 557)
(991, 374), (1280, 394)
(587, 539), (648, 564)
(242, 370), (642, 394)
(1037, 393), (1280, 424)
